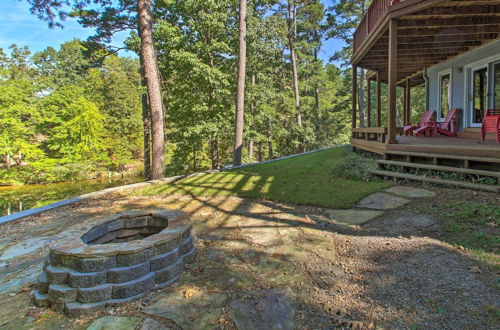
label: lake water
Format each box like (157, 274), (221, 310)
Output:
(0, 176), (144, 217)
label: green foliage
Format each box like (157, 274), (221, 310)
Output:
(338, 150), (378, 182)
(0, 41), (143, 184)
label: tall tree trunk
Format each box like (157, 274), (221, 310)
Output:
(258, 143), (262, 162)
(233, 0), (247, 166)
(210, 139), (219, 169)
(139, 58), (152, 180)
(137, 0), (165, 179)
(248, 139), (253, 163)
(248, 74), (255, 164)
(359, 68), (366, 128)
(314, 46), (320, 148)
(287, 0), (301, 128)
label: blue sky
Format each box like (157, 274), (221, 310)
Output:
(0, 0), (344, 63)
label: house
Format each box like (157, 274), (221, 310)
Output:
(350, 0), (500, 192)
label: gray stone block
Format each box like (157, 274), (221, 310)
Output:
(59, 255), (77, 269)
(179, 236), (194, 255)
(33, 290), (50, 307)
(155, 274), (180, 290)
(68, 270), (107, 288)
(36, 272), (49, 294)
(83, 224), (109, 243)
(116, 228), (143, 239)
(116, 248), (153, 267)
(141, 227), (162, 235)
(108, 219), (125, 232)
(46, 265), (69, 284)
(77, 284), (113, 303)
(125, 216), (149, 229)
(48, 284), (77, 304)
(51, 302), (65, 313)
(155, 261), (182, 285)
(182, 247), (196, 265)
(65, 301), (106, 318)
(90, 231), (117, 244)
(147, 216), (168, 228)
(74, 256), (116, 273)
(155, 237), (181, 256)
(112, 273), (155, 299)
(106, 292), (147, 306)
(182, 226), (192, 241)
(48, 252), (61, 266)
(150, 248), (179, 272)
(108, 261), (150, 283)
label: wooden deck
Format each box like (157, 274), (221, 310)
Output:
(351, 134), (500, 160)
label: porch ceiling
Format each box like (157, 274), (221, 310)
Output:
(353, 0), (500, 87)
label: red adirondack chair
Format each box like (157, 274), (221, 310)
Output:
(429, 108), (460, 137)
(481, 109), (500, 143)
(404, 110), (435, 136)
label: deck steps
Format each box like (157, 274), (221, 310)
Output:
(370, 170), (500, 193)
(377, 160), (500, 179)
(384, 150), (500, 164)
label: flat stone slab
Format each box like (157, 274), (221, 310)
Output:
(140, 318), (166, 330)
(356, 193), (409, 210)
(385, 186), (435, 198)
(142, 287), (228, 330)
(0, 237), (52, 261)
(229, 290), (295, 330)
(87, 316), (142, 330)
(325, 209), (384, 227)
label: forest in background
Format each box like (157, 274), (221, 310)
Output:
(1, 0), (424, 184)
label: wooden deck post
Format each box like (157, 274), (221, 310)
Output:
(352, 65), (357, 136)
(404, 79), (411, 125)
(367, 79), (372, 127)
(387, 19), (398, 144)
(377, 72), (381, 127)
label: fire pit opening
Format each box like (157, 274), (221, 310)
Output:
(82, 215), (169, 245)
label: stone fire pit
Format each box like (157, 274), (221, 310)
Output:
(32, 209), (196, 317)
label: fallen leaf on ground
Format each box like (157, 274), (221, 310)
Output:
(470, 266), (482, 273)
(183, 288), (197, 298)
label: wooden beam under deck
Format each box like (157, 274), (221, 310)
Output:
(351, 135), (500, 160)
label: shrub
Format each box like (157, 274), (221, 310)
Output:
(338, 151), (378, 181)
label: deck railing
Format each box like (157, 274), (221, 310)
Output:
(353, 0), (401, 55)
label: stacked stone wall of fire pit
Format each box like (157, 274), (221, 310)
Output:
(32, 209), (196, 318)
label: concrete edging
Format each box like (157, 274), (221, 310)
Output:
(0, 145), (346, 225)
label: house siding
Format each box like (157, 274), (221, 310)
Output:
(426, 39), (500, 130)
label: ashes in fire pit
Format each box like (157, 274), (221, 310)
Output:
(32, 209), (196, 318)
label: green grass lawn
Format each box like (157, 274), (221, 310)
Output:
(137, 147), (390, 209)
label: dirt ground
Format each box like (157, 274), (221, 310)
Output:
(0, 186), (498, 329)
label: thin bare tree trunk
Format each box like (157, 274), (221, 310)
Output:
(287, 0), (301, 128)
(210, 139), (219, 169)
(233, 0), (247, 166)
(248, 139), (253, 163)
(140, 59), (152, 180)
(137, 0), (165, 179)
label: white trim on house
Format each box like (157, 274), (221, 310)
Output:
(463, 53), (500, 128)
(437, 69), (452, 120)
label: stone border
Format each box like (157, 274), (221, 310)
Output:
(33, 208), (196, 317)
(0, 145), (346, 225)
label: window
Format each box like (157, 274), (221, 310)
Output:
(438, 71), (451, 119)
